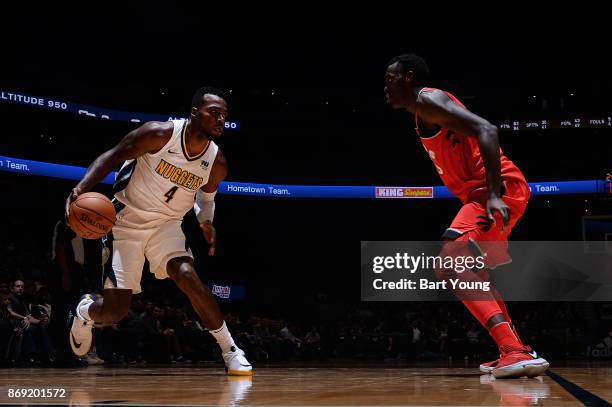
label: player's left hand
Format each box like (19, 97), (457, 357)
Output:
(486, 196), (510, 230)
(200, 221), (217, 256)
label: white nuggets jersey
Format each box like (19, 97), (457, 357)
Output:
(113, 119), (218, 220)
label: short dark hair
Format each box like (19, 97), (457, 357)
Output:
(191, 86), (229, 109)
(388, 54), (430, 83)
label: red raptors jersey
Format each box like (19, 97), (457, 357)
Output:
(415, 88), (527, 203)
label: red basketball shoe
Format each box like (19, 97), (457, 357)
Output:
(490, 346), (549, 379)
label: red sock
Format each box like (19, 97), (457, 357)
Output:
(489, 321), (523, 352)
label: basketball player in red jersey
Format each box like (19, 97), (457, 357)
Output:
(384, 54), (549, 378)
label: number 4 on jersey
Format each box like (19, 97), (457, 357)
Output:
(164, 186), (178, 203)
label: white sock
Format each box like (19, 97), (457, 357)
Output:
(209, 321), (236, 353)
(78, 298), (94, 321)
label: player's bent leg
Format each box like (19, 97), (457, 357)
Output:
(434, 238), (548, 377)
(167, 257), (223, 329)
(69, 289), (132, 357)
(167, 257), (252, 375)
(434, 238), (500, 306)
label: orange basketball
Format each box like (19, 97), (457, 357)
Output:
(69, 192), (116, 239)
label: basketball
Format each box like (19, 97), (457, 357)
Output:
(68, 192), (116, 239)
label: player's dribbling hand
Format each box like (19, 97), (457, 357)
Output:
(486, 196), (510, 231)
(200, 221), (217, 256)
(65, 187), (81, 223)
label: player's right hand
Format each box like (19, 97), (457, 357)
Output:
(486, 196), (510, 231)
(65, 187), (81, 223)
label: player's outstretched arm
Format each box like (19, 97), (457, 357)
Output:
(194, 150), (228, 256)
(65, 121), (172, 221)
(417, 91), (509, 226)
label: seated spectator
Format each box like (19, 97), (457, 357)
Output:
(6, 280), (38, 364)
(305, 326), (321, 345)
(465, 323), (482, 360)
(1, 289), (15, 365)
(303, 326), (321, 359)
(438, 325), (449, 357)
(48, 218), (102, 367)
(137, 304), (184, 363)
(279, 320), (302, 360)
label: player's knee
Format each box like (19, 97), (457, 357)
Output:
(104, 302), (130, 323)
(168, 260), (198, 288)
(434, 243), (453, 281)
(110, 307), (129, 323)
(100, 289), (131, 323)
(434, 241), (469, 281)
(434, 263), (455, 282)
(177, 268), (199, 287)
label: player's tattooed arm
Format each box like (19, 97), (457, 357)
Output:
(416, 91), (509, 226)
(75, 121), (172, 192)
(65, 121), (172, 221)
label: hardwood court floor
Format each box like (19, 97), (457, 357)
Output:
(0, 364), (610, 406)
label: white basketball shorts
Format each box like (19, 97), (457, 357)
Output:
(103, 206), (192, 294)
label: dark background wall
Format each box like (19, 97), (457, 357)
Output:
(1, 11), (610, 341)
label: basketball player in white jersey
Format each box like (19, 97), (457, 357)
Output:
(64, 87), (252, 375)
